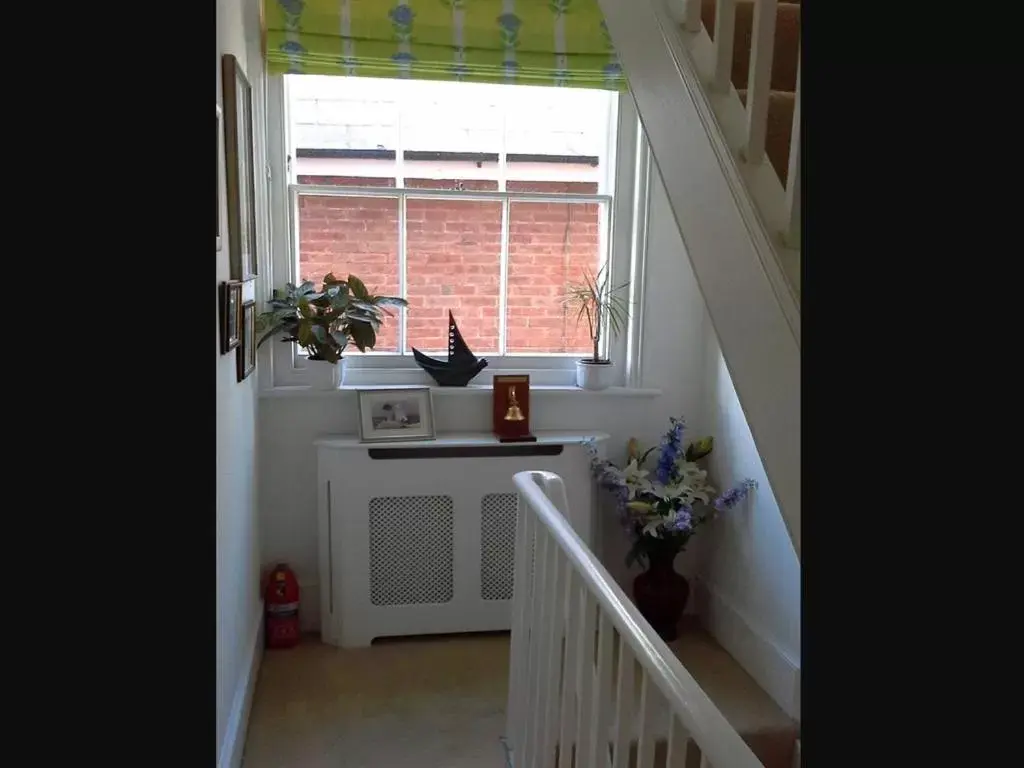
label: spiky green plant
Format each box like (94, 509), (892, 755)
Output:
(255, 273), (407, 364)
(563, 264), (630, 363)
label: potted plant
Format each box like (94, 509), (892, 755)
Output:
(255, 273), (406, 390)
(584, 417), (756, 641)
(563, 264), (630, 390)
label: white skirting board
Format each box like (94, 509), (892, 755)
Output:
(693, 580), (801, 721)
(218, 603), (264, 768)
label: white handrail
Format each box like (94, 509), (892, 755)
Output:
(510, 471), (763, 768)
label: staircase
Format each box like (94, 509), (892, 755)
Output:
(507, 472), (797, 768)
(699, 0), (800, 191)
(596, 0), (801, 560)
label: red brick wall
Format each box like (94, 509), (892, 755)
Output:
(297, 175), (600, 355)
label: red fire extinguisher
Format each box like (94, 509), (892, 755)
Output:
(264, 563), (300, 649)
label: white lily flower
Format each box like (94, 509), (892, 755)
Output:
(642, 519), (664, 537)
(623, 459), (649, 482)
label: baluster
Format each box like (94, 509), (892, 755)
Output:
(555, 568), (579, 768)
(611, 634), (634, 768)
(523, 529), (550, 768)
(712, 0), (737, 93)
(635, 671), (658, 768)
(684, 0), (702, 32)
(783, 59), (801, 248)
(539, 547), (566, 768)
(743, 0), (779, 165)
(666, 715), (690, 768)
(574, 590), (598, 767)
(590, 612), (615, 767)
(507, 497), (534, 748)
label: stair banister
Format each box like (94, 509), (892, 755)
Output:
(506, 470), (765, 768)
(595, 0), (801, 558)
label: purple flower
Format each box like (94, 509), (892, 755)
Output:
(655, 417), (685, 485)
(667, 504), (694, 532)
(713, 479), (758, 511)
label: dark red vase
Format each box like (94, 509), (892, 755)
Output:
(632, 543), (689, 642)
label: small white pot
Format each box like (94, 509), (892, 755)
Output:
(575, 359), (615, 391)
(307, 358), (345, 391)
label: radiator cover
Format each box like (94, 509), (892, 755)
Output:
(316, 431), (607, 648)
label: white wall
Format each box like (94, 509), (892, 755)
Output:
(257, 172), (708, 629)
(693, 316), (801, 720)
(217, 0), (262, 762)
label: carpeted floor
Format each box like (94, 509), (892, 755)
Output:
(241, 632), (511, 768)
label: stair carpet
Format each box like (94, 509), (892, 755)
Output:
(697, 0), (801, 186)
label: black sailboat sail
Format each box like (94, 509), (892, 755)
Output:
(412, 311), (488, 386)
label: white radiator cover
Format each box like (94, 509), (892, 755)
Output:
(315, 431), (608, 648)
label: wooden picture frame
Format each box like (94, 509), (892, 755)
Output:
(237, 299), (257, 382)
(216, 103), (223, 252)
(492, 374), (536, 442)
(219, 280), (242, 354)
(221, 54), (258, 280)
(357, 388), (436, 443)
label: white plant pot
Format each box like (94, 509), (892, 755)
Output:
(308, 358), (345, 391)
(575, 359), (615, 391)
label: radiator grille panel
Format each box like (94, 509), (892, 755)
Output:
(480, 493), (517, 601)
(369, 495), (454, 606)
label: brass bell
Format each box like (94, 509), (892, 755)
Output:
(504, 386), (526, 422)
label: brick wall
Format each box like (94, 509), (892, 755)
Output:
(297, 175), (601, 355)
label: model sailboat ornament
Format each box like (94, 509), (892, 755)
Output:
(412, 311), (488, 386)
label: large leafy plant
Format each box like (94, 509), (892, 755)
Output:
(563, 264), (630, 363)
(255, 273), (407, 363)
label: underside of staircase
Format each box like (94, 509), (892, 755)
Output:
(698, 0), (801, 187)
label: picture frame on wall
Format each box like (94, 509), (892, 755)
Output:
(219, 280), (242, 355)
(357, 388), (436, 443)
(237, 299), (257, 382)
(216, 103), (223, 252)
(221, 54), (258, 280)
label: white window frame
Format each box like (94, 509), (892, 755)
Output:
(262, 76), (643, 389)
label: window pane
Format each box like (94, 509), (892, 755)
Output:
(288, 75), (400, 187)
(298, 174), (396, 188)
(297, 194), (401, 354)
(405, 199), (502, 355)
(504, 85), (613, 193)
(505, 201), (602, 354)
(506, 180), (599, 195)
(405, 177), (499, 192)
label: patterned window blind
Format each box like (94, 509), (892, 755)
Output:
(264, 0), (626, 91)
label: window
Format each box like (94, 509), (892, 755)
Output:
(266, 75), (638, 387)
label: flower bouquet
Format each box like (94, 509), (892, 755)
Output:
(584, 416), (756, 639)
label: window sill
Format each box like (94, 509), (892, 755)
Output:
(260, 384), (662, 399)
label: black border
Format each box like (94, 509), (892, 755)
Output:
(24, 2), (213, 763)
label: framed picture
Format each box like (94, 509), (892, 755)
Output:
(216, 103), (223, 252)
(219, 280), (242, 354)
(221, 54), (258, 280)
(357, 388), (436, 443)
(237, 299), (257, 382)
